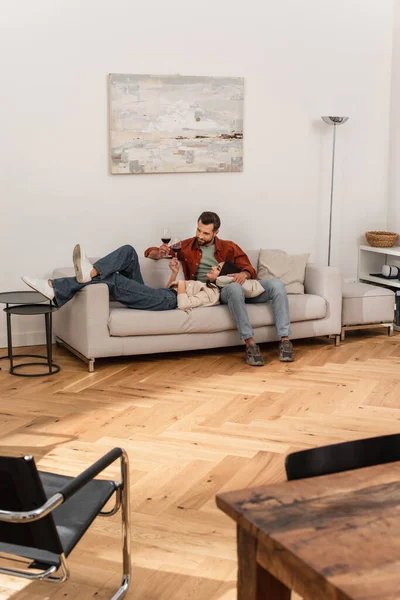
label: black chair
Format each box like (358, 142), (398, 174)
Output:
(0, 448), (130, 599)
(285, 433), (400, 481)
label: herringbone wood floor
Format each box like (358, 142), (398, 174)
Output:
(0, 331), (400, 600)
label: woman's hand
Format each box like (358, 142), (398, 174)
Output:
(169, 257), (180, 274)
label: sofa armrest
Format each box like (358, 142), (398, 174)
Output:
(304, 263), (342, 333)
(53, 282), (111, 358)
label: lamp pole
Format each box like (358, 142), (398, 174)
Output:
(321, 116), (349, 266)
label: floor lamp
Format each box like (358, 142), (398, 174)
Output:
(321, 116), (349, 266)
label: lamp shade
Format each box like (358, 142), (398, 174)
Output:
(321, 116), (349, 126)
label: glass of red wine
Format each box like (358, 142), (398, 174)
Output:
(161, 228), (171, 245)
(161, 228), (172, 258)
(170, 237), (181, 256)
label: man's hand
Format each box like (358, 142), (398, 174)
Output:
(159, 244), (171, 258)
(169, 257), (180, 274)
(227, 272), (249, 286)
(148, 244), (171, 260)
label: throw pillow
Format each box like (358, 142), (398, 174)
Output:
(257, 249), (309, 294)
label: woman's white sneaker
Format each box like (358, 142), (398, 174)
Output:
(73, 244), (93, 283)
(21, 277), (55, 301)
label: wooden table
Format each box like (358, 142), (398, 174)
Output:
(216, 461), (400, 600)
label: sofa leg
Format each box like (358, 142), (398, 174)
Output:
(388, 324), (394, 337)
(335, 335), (341, 347)
(340, 329), (345, 342)
(55, 337), (95, 372)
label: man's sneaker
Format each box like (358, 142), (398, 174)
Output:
(279, 339), (294, 362)
(73, 244), (93, 283)
(245, 343), (265, 366)
(21, 276), (55, 301)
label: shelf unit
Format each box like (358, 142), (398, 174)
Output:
(358, 245), (400, 331)
(358, 245), (400, 290)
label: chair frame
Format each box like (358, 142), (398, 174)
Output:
(0, 448), (131, 600)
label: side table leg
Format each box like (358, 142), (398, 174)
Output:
(6, 313), (14, 373)
(237, 526), (291, 600)
(45, 313), (52, 373)
(0, 303), (11, 361)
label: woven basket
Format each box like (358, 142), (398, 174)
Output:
(365, 231), (398, 248)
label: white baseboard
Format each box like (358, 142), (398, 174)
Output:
(0, 330), (51, 349)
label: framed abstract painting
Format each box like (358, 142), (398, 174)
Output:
(109, 74), (244, 174)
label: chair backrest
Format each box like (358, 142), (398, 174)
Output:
(0, 455), (63, 556)
(285, 433), (400, 481)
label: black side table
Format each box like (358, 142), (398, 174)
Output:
(3, 303), (60, 377)
(0, 291), (49, 362)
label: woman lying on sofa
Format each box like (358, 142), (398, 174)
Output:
(174, 259), (264, 311)
(21, 245), (263, 313)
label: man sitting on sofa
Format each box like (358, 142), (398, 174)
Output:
(145, 211), (294, 366)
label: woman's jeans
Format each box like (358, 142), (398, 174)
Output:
(220, 279), (291, 340)
(51, 245), (177, 311)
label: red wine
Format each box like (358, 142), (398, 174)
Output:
(161, 238), (171, 244)
(172, 245), (181, 252)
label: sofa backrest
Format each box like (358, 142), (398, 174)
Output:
(139, 251), (260, 288)
(245, 250), (259, 273)
(139, 257), (185, 288)
(52, 250), (260, 289)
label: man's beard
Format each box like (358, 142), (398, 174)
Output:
(196, 234), (214, 247)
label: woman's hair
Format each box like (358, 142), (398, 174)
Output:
(219, 260), (241, 277)
(206, 260), (241, 289)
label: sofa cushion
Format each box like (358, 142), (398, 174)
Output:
(139, 257), (185, 288)
(245, 250), (260, 273)
(108, 307), (189, 336)
(257, 249), (309, 294)
(51, 257), (184, 290)
(86, 256), (185, 289)
(288, 293), (326, 322)
(342, 282), (394, 299)
(108, 293), (327, 337)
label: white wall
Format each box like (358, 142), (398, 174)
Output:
(389, 0), (400, 237)
(0, 0), (394, 347)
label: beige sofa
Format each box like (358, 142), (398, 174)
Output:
(52, 250), (342, 372)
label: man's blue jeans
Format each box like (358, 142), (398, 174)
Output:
(51, 245), (177, 311)
(220, 279), (291, 340)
